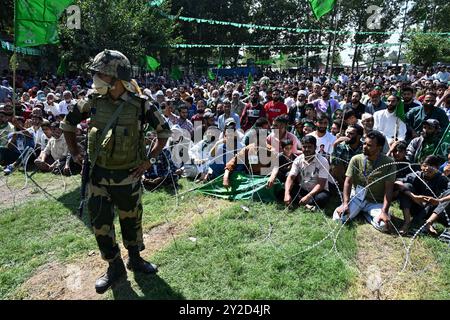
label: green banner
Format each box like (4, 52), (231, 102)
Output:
(433, 123), (450, 159)
(155, 9), (450, 36)
(197, 173), (282, 203)
(15, 0), (74, 47)
(162, 43), (400, 49)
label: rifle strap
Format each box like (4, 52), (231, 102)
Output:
(88, 101), (126, 177)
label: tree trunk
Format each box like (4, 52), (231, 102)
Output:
(351, 44), (358, 73)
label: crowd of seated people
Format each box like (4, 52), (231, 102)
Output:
(1, 66), (450, 237)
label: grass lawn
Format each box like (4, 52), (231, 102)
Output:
(0, 171), (449, 300)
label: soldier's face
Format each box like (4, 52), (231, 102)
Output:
(98, 73), (115, 85)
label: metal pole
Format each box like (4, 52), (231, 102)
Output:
(329, 0), (340, 78)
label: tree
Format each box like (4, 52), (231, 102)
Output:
(0, 0), (13, 36)
(409, 0), (450, 33)
(406, 34), (450, 68)
(58, 0), (175, 72)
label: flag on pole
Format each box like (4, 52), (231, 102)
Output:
(309, 0), (336, 20)
(145, 55), (160, 71)
(170, 66), (182, 80)
(395, 91), (406, 122)
(15, 0), (74, 47)
(245, 73), (253, 96)
(208, 69), (216, 81)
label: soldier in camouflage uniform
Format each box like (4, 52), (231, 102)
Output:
(61, 50), (171, 294)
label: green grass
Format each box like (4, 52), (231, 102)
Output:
(110, 201), (358, 300)
(0, 174), (197, 299)
(1, 171), (449, 300)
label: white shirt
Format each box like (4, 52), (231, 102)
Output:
(307, 131), (337, 156)
(27, 126), (44, 146)
(373, 109), (407, 145)
(284, 97), (296, 110)
(289, 154), (330, 192)
(44, 136), (69, 161)
(44, 102), (60, 116)
(58, 99), (75, 116)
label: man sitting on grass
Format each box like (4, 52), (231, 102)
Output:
(395, 155), (450, 235)
(284, 135), (330, 211)
(34, 122), (70, 174)
(332, 130), (396, 232)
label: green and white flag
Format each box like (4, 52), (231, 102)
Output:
(309, 0), (336, 20)
(15, 0), (74, 47)
(433, 123), (450, 160)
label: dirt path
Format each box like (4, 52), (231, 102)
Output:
(347, 224), (443, 300)
(15, 199), (231, 300)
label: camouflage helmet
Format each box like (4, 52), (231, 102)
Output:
(88, 49), (131, 82)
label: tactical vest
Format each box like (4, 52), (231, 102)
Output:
(87, 95), (146, 170)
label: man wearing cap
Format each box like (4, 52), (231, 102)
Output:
(231, 91), (245, 117)
(61, 49), (171, 294)
(44, 93), (59, 119)
(405, 92), (449, 137)
(58, 91), (75, 118)
(406, 119), (445, 164)
(288, 90), (308, 125)
(365, 90), (387, 114)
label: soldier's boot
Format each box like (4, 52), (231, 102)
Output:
(95, 258), (126, 294)
(126, 246), (158, 274)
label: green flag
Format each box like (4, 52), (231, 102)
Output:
(208, 69), (216, 81)
(433, 123), (450, 159)
(15, 0), (74, 47)
(245, 73), (253, 95)
(395, 93), (406, 122)
(145, 55), (160, 71)
(170, 66), (182, 80)
(309, 0), (336, 20)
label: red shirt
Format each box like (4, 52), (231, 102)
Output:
(264, 100), (288, 124)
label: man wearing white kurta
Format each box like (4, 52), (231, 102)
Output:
(373, 95), (407, 146)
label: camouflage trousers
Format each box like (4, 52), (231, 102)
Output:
(87, 167), (144, 262)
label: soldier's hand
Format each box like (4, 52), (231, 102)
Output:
(132, 160), (152, 179)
